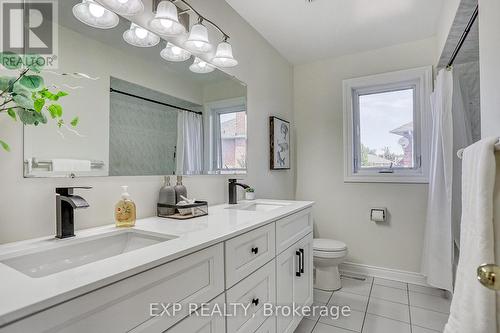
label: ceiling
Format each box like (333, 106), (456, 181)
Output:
(225, 0), (444, 65)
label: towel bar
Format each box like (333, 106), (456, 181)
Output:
(457, 141), (500, 159)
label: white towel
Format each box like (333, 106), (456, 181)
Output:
(444, 137), (498, 333)
(51, 159), (91, 172)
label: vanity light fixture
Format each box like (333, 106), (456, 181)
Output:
(160, 42), (191, 62)
(189, 57), (214, 74)
(99, 0), (144, 16)
(184, 22), (212, 53)
(150, 1), (186, 36)
(123, 23), (160, 47)
(212, 40), (238, 68)
(72, 0), (119, 29)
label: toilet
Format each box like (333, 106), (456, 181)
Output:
(313, 238), (348, 291)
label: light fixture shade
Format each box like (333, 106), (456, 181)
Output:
(150, 1), (186, 36)
(184, 24), (212, 53)
(160, 43), (191, 62)
(123, 23), (160, 47)
(189, 57), (214, 74)
(72, 0), (119, 29)
(212, 41), (238, 67)
(99, 0), (144, 16)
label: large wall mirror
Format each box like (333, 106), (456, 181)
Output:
(23, 1), (247, 178)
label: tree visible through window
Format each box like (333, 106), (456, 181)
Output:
(358, 89), (415, 169)
(219, 111), (247, 170)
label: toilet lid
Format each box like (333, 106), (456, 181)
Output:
(313, 238), (347, 252)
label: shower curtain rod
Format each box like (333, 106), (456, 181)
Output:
(110, 88), (203, 115)
(447, 4), (479, 68)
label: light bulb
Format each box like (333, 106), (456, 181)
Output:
(160, 19), (173, 29)
(88, 2), (105, 17)
(194, 41), (203, 48)
(135, 27), (148, 39)
(198, 61), (207, 68)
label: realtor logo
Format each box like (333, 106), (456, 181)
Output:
(0, 0), (58, 67)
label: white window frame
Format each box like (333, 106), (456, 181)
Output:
(343, 66), (432, 183)
(206, 97), (247, 174)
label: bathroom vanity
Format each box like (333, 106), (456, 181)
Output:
(0, 200), (313, 333)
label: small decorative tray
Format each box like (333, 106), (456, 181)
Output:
(157, 201), (208, 220)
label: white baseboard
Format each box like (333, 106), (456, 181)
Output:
(339, 262), (428, 286)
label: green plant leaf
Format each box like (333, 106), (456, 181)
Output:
(56, 91), (68, 98)
(70, 116), (79, 127)
(0, 52), (22, 70)
(12, 94), (34, 110)
(17, 109), (47, 125)
(33, 98), (45, 112)
(0, 140), (10, 152)
(7, 108), (16, 121)
(48, 104), (62, 118)
(19, 75), (44, 91)
(0, 76), (15, 92)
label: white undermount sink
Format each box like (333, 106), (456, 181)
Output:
(226, 201), (291, 212)
(1, 229), (177, 278)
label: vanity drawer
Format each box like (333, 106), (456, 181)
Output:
(225, 223), (276, 288)
(276, 208), (312, 254)
(226, 259), (276, 333)
(2, 244), (224, 333)
(164, 294), (226, 333)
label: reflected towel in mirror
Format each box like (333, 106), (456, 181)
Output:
(52, 159), (91, 172)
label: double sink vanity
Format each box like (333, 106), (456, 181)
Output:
(0, 199), (314, 333)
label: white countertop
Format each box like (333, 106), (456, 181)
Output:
(0, 199), (313, 327)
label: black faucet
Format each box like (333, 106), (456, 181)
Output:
(56, 187), (92, 239)
(228, 179), (250, 205)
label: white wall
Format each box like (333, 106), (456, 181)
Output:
(294, 38), (436, 273)
(479, 0), (500, 137)
(0, 0), (294, 244)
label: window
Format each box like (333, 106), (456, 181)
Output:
(207, 98), (247, 173)
(343, 67), (432, 183)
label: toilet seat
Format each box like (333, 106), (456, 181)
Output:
(313, 249), (348, 259)
(313, 239), (347, 252)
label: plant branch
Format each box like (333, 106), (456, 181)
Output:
(0, 68), (29, 98)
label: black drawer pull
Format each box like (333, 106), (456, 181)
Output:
(251, 298), (259, 306)
(299, 248), (305, 274)
(251, 247), (259, 254)
(296, 251), (302, 277)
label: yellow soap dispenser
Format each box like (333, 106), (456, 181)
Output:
(115, 185), (136, 227)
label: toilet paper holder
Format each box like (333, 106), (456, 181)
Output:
(370, 208), (387, 222)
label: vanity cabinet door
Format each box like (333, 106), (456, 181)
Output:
(226, 259), (276, 333)
(225, 223), (276, 288)
(164, 294), (226, 333)
(276, 233), (313, 333)
(1, 244), (224, 333)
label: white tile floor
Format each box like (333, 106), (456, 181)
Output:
(295, 275), (452, 333)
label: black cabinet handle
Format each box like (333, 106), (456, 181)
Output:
(251, 247), (259, 255)
(251, 298), (259, 306)
(300, 248), (305, 274)
(296, 251), (302, 277)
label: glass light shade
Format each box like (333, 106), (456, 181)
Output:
(72, 0), (119, 29)
(160, 43), (191, 62)
(212, 41), (238, 68)
(149, 1), (186, 36)
(184, 24), (212, 53)
(123, 23), (160, 47)
(189, 57), (214, 74)
(99, 0), (144, 16)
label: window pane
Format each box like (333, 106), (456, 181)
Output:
(359, 89), (414, 169)
(220, 111), (247, 169)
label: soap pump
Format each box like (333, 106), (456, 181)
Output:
(174, 175), (187, 204)
(115, 185), (136, 227)
(158, 176), (176, 216)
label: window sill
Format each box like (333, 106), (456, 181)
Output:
(344, 174), (429, 184)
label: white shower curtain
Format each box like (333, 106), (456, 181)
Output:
(176, 112), (203, 175)
(421, 69), (454, 293)
(421, 67), (474, 293)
